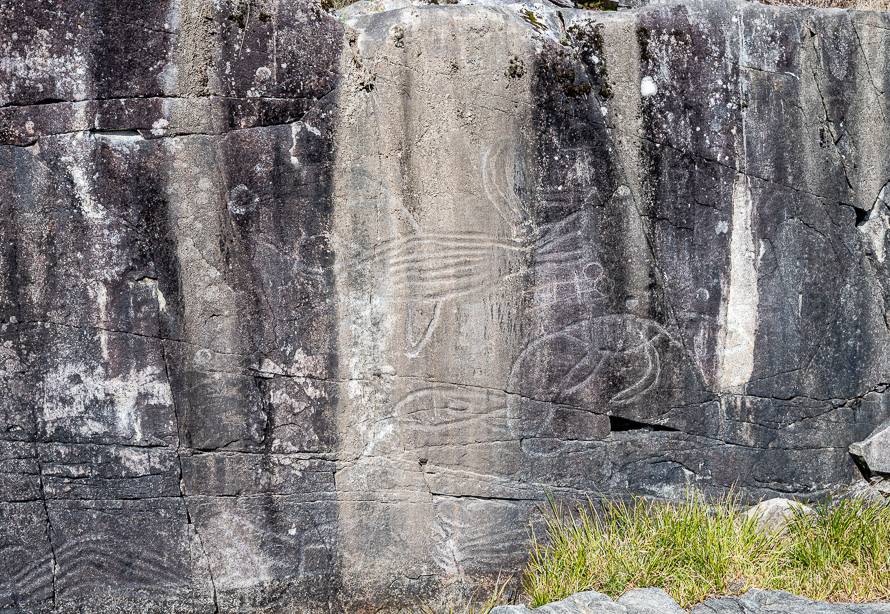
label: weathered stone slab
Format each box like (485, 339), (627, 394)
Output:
(0, 501), (54, 611)
(692, 589), (890, 613)
(2, 0), (890, 610)
(48, 498), (215, 613)
(851, 421), (890, 476)
(492, 588), (890, 613)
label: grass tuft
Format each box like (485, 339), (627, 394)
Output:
(772, 498), (890, 601)
(421, 575), (514, 614)
(523, 493), (890, 608)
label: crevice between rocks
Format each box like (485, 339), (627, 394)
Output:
(808, 27), (856, 194)
(162, 342), (220, 613)
(608, 415), (679, 433)
(34, 452), (58, 610)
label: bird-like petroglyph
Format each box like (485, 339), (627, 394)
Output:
(509, 315), (680, 407)
(342, 139), (539, 357)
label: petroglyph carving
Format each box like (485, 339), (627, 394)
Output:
(349, 232), (528, 357)
(5, 550), (52, 602)
(509, 315), (679, 407)
(524, 259), (609, 314)
(481, 139), (534, 242)
(351, 233), (528, 304)
(360, 384), (506, 458)
(8, 533), (184, 596)
(521, 210), (612, 313)
(343, 140), (540, 358)
(344, 144), (620, 358)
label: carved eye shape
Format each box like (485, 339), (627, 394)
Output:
(227, 184), (258, 218)
(583, 262), (603, 280)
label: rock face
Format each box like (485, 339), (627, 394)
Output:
(1, 0), (343, 611)
(694, 590), (890, 613)
(1, 0), (889, 611)
(491, 588), (684, 613)
(743, 497), (813, 533)
(491, 589), (890, 613)
(851, 422), (890, 477)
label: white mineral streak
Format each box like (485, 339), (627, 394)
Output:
(93, 281), (109, 361)
(718, 10), (759, 392)
(860, 183), (889, 264)
(62, 134), (105, 220)
(640, 75), (658, 97)
(718, 174), (759, 391)
(41, 363), (171, 442)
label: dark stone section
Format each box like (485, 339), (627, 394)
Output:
(515, 0), (890, 507)
(49, 498), (215, 613)
(0, 501), (55, 611)
(1, 0), (342, 611)
(0, 0), (339, 106)
(693, 589), (890, 614)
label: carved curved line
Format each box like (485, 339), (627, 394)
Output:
(532, 250), (585, 266)
(6, 554), (53, 591)
(508, 315), (680, 407)
(481, 141), (516, 227)
(481, 140), (531, 231)
(506, 321), (591, 394)
(533, 211), (585, 253)
(388, 255), (487, 274)
(391, 265), (485, 286)
(405, 301), (442, 359)
(349, 235), (528, 269)
(53, 540), (181, 571)
(610, 338), (661, 405)
(558, 353), (607, 402)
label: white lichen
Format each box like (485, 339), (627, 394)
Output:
(640, 75), (658, 97)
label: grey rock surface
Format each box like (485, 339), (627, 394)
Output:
(743, 497), (813, 533)
(491, 590), (626, 613)
(851, 422), (890, 476)
(618, 588), (687, 614)
(1, 0), (343, 611)
(493, 589), (890, 614)
(1, 0), (890, 611)
(692, 590), (890, 613)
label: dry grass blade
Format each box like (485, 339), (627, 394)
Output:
(523, 492), (890, 608)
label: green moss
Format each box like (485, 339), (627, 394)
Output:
(575, 0), (619, 9)
(566, 22), (612, 100)
(321, 0), (360, 11)
(520, 8), (546, 31)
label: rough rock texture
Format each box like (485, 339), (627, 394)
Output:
(1, 0), (343, 611)
(851, 422), (890, 476)
(491, 589), (890, 613)
(490, 588), (681, 613)
(1, 0), (889, 611)
(743, 497), (813, 533)
(694, 590), (890, 613)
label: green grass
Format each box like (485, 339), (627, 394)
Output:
(457, 578), (512, 614)
(523, 493), (890, 608)
(421, 576), (513, 614)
